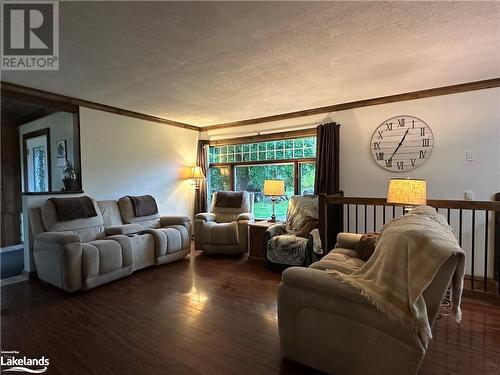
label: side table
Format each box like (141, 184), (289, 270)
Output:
(248, 221), (282, 262)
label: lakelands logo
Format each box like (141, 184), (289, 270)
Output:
(1, 1), (59, 70)
(1, 350), (50, 373)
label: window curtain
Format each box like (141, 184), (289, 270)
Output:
(314, 122), (343, 253)
(195, 140), (209, 214)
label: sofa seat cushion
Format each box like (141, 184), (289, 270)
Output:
(267, 234), (308, 266)
(310, 249), (366, 274)
(82, 240), (123, 279)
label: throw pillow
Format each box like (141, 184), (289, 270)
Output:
(355, 232), (379, 261)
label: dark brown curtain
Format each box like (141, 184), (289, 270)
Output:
(195, 140), (209, 214)
(314, 122), (343, 253)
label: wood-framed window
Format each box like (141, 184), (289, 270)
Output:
(208, 131), (316, 220)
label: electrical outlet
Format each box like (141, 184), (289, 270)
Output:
(465, 151), (475, 161)
(464, 191), (474, 201)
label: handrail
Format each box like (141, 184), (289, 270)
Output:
(322, 195), (500, 211)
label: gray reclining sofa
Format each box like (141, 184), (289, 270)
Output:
(30, 195), (191, 292)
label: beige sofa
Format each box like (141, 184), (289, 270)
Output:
(278, 233), (460, 375)
(30, 196), (191, 292)
(194, 191), (254, 255)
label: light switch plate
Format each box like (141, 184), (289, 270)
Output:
(466, 151), (475, 161)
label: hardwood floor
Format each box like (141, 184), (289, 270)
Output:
(1, 250), (500, 375)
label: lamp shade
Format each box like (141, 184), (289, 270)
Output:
(263, 180), (285, 196)
(188, 166), (205, 180)
(387, 178), (427, 206)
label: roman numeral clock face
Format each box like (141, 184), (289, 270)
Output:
(370, 115), (434, 172)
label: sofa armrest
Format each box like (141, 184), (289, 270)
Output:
(335, 232), (363, 250)
(33, 232), (82, 292)
(160, 215), (191, 227)
(195, 212), (216, 222)
(281, 267), (370, 306)
(237, 212), (254, 221)
(105, 224), (143, 236)
(35, 231), (81, 246)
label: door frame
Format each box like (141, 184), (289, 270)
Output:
(22, 128), (51, 192)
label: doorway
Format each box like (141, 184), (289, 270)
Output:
(23, 129), (51, 193)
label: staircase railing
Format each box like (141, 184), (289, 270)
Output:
(319, 193), (500, 302)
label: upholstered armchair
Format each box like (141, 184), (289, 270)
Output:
(265, 195), (321, 268)
(194, 191), (254, 255)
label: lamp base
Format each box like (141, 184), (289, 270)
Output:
(403, 206), (413, 215)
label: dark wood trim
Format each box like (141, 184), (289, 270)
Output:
(208, 128), (317, 146)
(322, 196), (500, 211)
(17, 109), (56, 126)
(1, 81), (200, 132)
(22, 128), (52, 193)
(200, 78), (500, 131)
(210, 158), (315, 168)
(22, 190), (84, 196)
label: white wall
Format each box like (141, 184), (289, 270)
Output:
(79, 107), (199, 216)
(203, 88), (500, 201)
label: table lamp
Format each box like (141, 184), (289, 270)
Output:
(263, 179), (285, 222)
(387, 178), (427, 215)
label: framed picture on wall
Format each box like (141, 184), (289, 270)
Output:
(56, 140), (67, 167)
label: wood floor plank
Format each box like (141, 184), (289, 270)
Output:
(1, 250), (499, 374)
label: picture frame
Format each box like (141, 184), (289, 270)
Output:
(56, 140), (67, 167)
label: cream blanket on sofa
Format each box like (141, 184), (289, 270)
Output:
(328, 206), (465, 346)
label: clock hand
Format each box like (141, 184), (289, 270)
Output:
(388, 129), (409, 162)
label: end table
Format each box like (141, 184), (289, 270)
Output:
(248, 221), (282, 262)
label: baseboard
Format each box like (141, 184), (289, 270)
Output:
(463, 275), (498, 293)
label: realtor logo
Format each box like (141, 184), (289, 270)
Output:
(2, 1), (59, 70)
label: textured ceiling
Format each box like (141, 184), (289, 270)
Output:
(2, 1), (499, 127)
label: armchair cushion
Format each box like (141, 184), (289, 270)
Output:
(214, 191), (244, 208)
(202, 221), (239, 246)
(267, 234), (308, 266)
(195, 212), (216, 222)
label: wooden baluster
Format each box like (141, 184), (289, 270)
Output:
(373, 205), (376, 232)
(471, 210), (476, 290)
(484, 210), (489, 292)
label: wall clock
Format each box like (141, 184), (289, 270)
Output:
(370, 115), (434, 172)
